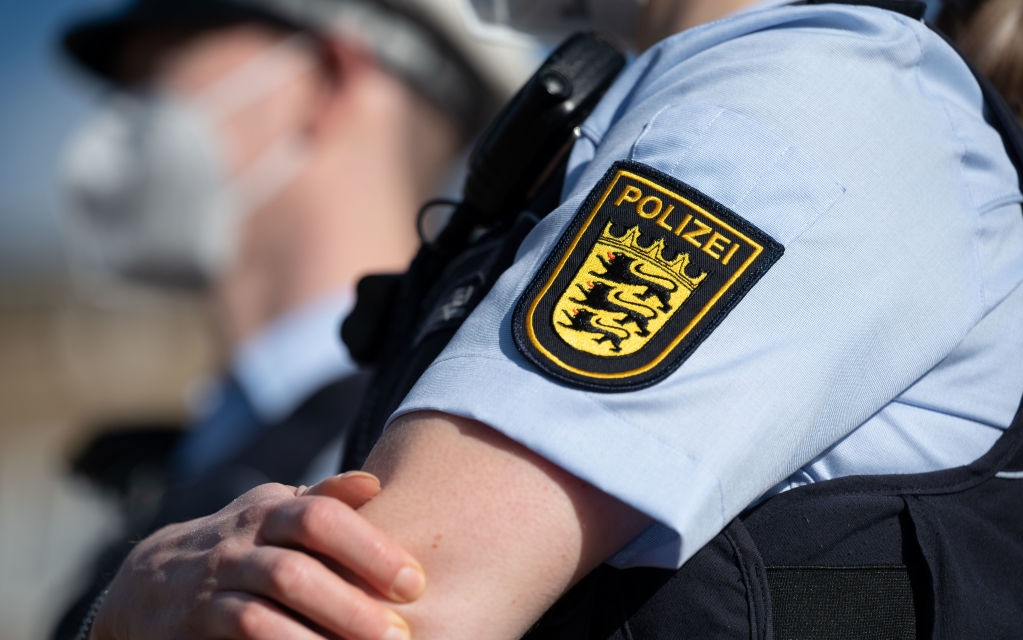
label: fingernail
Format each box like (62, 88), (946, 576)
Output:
(382, 611), (410, 640)
(338, 470), (380, 486)
(390, 565), (426, 602)
(295, 485), (309, 496)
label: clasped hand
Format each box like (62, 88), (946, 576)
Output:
(90, 471), (422, 640)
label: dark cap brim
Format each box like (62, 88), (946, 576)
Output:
(62, 0), (303, 82)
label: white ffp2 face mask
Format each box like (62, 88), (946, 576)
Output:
(62, 35), (314, 290)
(462, 0), (648, 44)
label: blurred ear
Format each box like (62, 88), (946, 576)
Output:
(303, 36), (379, 139)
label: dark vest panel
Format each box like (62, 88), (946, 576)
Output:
(519, 398), (1023, 639)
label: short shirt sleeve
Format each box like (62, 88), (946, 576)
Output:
(392, 7), (1023, 569)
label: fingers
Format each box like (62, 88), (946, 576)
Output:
(98, 480), (414, 640)
(217, 547), (411, 640)
(204, 591), (330, 640)
(258, 493), (425, 604)
(306, 471), (381, 508)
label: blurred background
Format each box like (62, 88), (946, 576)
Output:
(0, 0), (542, 635)
(0, 2), (217, 638)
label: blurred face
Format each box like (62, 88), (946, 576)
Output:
(60, 22), (331, 288)
(117, 22), (327, 182)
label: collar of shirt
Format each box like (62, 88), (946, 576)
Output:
(231, 289), (357, 425)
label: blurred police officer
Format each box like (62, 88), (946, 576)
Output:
(52, 0), (532, 637)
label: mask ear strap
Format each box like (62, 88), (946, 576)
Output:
(192, 33), (319, 122)
(232, 135), (308, 216)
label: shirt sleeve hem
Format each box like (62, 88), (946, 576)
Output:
(391, 354), (728, 569)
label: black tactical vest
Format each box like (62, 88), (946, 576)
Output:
(341, 3), (1023, 637)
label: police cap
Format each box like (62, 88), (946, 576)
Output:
(63, 0), (535, 137)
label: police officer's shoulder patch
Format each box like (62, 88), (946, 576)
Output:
(513, 161), (784, 392)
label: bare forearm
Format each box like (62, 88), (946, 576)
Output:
(358, 411), (650, 639)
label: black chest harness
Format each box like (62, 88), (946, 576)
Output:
(341, 2), (1023, 637)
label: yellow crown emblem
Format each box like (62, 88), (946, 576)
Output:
(599, 222), (707, 291)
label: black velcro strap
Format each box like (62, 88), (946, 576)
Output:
(766, 566), (918, 640)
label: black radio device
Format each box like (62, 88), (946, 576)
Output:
(339, 32), (626, 468)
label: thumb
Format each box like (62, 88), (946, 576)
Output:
(303, 470), (381, 508)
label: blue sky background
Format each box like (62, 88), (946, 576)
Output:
(0, 0), (120, 285)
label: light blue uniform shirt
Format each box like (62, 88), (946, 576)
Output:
(233, 290), (356, 426)
(395, 2), (1023, 569)
(177, 290), (356, 481)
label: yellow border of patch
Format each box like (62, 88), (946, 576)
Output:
(524, 168), (766, 379)
(512, 160), (785, 392)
